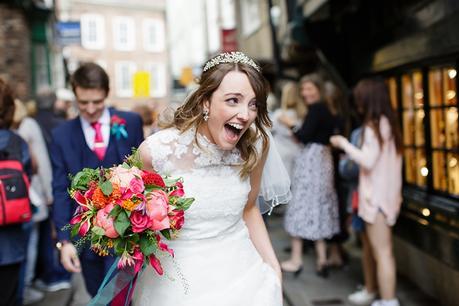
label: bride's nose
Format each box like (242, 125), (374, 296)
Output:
(236, 106), (249, 121)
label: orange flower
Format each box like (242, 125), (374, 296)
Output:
(120, 199), (139, 211)
(92, 187), (108, 209)
(109, 184), (122, 201)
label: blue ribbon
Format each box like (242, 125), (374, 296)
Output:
(111, 124), (128, 140)
(88, 258), (145, 306)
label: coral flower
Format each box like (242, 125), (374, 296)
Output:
(92, 187), (108, 209)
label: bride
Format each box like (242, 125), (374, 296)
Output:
(133, 52), (283, 306)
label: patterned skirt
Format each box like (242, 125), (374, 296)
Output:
(284, 143), (339, 240)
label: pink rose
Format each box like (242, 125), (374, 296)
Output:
(109, 165), (142, 189)
(130, 211), (152, 233)
(94, 203), (119, 238)
(145, 190), (170, 231)
(129, 178), (145, 194)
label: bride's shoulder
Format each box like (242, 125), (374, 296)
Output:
(145, 127), (181, 145)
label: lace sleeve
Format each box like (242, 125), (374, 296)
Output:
(258, 130), (292, 215)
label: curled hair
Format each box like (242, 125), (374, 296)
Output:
(164, 62), (272, 178)
(0, 78), (16, 129)
(354, 77), (403, 154)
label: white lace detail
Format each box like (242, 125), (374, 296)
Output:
(145, 127), (250, 239)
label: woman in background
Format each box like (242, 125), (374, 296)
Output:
(279, 73), (340, 278)
(331, 77), (403, 306)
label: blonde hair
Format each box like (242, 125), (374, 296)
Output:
(281, 82), (307, 118)
(13, 99), (28, 125)
(163, 62), (271, 178)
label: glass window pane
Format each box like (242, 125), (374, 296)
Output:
(432, 150), (447, 191)
(447, 153), (459, 196)
(430, 109), (446, 148)
(402, 74), (413, 109)
(429, 69), (442, 106)
(415, 109), (425, 146)
(443, 68), (457, 106)
(416, 149), (428, 187)
(387, 77), (398, 110)
(402, 110), (415, 146)
(445, 107), (458, 149)
(404, 149), (417, 184)
(413, 71), (424, 108)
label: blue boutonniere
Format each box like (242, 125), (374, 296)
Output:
(110, 115), (128, 140)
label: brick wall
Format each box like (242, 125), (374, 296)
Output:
(0, 4), (31, 100)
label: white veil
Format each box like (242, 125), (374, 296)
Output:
(259, 130), (291, 215)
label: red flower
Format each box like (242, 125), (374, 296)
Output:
(110, 115), (126, 125)
(169, 209), (185, 230)
(141, 171), (165, 188)
(149, 254), (163, 275)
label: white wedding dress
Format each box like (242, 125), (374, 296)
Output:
(133, 127), (282, 306)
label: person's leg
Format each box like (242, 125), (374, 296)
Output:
(80, 249), (106, 297)
(366, 212), (396, 300)
(315, 239), (327, 268)
(281, 237), (303, 271)
(327, 242), (344, 267)
(0, 263), (21, 306)
(361, 230), (377, 294)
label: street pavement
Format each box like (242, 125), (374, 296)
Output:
(30, 212), (439, 306)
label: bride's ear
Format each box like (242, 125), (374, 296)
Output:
(203, 100), (210, 112)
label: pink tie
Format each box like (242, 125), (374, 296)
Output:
(91, 121), (106, 160)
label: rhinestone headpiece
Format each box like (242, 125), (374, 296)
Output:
(203, 52), (261, 72)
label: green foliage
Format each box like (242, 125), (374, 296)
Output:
(115, 210), (130, 236)
(140, 233), (157, 256)
(125, 148), (143, 169)
(109, 205), (122, 217)
(91, 226), (105, 236)
(114, 238), (127, 255)
(176, 197), (195, 211)
(100, 180), (113, 196)
(70, 168), (99, 191)
(161, 229), (171, 240)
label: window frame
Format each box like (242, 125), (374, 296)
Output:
(388, 63), (459, 200)
(143, 18), (165, 53)
(115, 61), (137, 98)
(113, 16), (136, 51)
(81, 13), (105, 50)
(145, 62), (167, 98)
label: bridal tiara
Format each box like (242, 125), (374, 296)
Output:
(203, 52), (261, 72)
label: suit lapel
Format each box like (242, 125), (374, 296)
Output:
(71, 117), (89, 171)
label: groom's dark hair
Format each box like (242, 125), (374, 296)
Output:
(71, 62), (110, 96)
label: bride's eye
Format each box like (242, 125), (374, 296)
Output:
(249, 100), (257, 110)
(226, 97), (238, 104)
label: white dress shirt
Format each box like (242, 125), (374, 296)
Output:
(80, 108), (111, 150)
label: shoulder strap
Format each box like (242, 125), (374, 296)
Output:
(1, 133), (23, 162)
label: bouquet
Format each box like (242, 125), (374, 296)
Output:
(66, 152), (194, 304)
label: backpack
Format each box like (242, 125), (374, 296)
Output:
(0, 133), (32, 225)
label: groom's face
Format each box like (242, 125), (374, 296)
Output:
(75, 86), (107, 123)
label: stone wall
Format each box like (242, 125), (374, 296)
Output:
(0, 4), (31, 100)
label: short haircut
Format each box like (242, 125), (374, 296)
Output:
(71, 62), (110, 96)
(0, 78), (16, 129)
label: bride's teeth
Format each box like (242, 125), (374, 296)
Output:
(228, 123), (243, 130)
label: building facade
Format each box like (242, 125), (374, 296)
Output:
(57, 0), (170, 109)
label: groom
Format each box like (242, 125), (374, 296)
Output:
(51, 62), (144, 297)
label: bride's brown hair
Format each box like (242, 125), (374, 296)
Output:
(163, 62), (272, 178)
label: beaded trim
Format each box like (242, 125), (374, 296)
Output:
(203, 52), (261, 72)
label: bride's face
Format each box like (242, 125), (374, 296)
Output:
(200, 70), (258, 150)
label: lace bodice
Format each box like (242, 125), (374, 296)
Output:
(145, 127), (252, 240)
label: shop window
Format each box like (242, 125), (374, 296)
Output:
(429, 67), (459, 196)
(402, 71), (427, 187)
(387, 77), (398, 111)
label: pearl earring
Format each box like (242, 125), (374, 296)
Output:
(203, 109), (209, 121)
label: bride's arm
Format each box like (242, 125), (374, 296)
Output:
(243, 142), (282, 282)
(138, 141), (155, 171)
